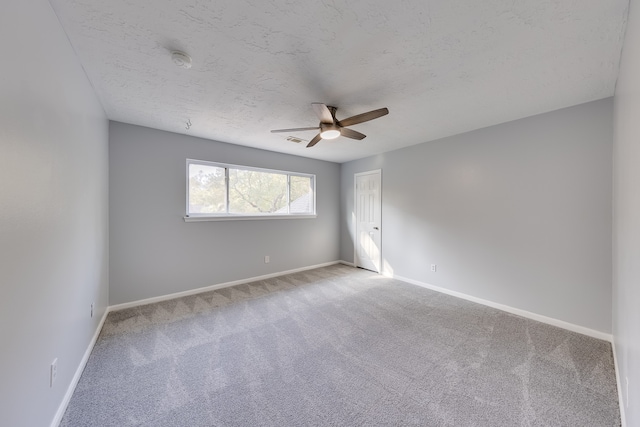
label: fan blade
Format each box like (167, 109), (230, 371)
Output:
(306, 133), (322, 148)
(338, 107), (389, 127)
(271, 127), (319, 133)
(340, 128), (366, 140)
(311, 103), (334, 124)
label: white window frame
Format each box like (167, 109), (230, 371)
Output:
(184, 159), (316, 222)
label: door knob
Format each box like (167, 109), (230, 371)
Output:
(373, 226), (379, 230)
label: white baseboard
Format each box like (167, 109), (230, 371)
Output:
(109, 261), (343, 312)
(338, 260), (356, 267)
(50, 308), (108, 427)
(391, 273), (612, 343)
(612, 338), (627, 426)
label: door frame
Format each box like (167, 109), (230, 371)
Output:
(353, 169), (382, 272)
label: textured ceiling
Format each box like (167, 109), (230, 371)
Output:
(49, 0), (628, 163)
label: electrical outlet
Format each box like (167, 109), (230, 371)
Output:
(264, 255), (270, 264)
(90, 302), (94, 318)
(430, 264), (437, 272)
(50, 358), (57, 387)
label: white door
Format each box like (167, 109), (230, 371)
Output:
(355, 170), (381, 272)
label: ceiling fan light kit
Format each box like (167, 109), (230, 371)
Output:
(320, 123), (341, 140)
(271, 103), (389, 148)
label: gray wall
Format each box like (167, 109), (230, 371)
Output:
(109, 122), (340, 305)
(341, 98), (613, 333)
(0, 1), (109, 426)
(613, 0), (640, 423)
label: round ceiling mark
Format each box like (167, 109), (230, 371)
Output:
(171, 51), (192, 69)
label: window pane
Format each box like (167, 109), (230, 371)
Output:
(289, 175), (313, 214)
(188, 164), (226, 213)
(228, 169), (287, 214)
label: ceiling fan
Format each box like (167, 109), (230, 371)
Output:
(271, 103), (389, 148)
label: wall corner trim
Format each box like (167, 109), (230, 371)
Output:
(50, 309), (109, 427)
(390, 273), (613, 342)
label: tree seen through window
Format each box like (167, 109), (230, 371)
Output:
(187, 161), (314, 217)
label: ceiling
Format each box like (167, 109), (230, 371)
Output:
(49, 0), (628, 163)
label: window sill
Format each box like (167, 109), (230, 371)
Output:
(183, 214), (316, 222)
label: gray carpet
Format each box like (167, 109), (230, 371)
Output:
(61, 265), (620, 426)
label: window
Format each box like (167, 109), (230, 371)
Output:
(186, 159), (315, 220)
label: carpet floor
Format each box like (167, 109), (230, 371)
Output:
(61, 264), (620, 426)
